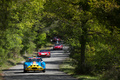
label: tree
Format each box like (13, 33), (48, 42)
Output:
(0, 0), (47, 64)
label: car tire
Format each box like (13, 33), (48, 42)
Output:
(24, 69), (27, 73)
(48, 54), (51, 58)
(37, 56), (41, 57)
(42, 69), (45, 73)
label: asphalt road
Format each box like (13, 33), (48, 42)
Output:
(2, 46), (78, 80)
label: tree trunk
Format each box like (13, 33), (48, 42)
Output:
(80, 34), (86, 74)
(79, 21), (87, 74)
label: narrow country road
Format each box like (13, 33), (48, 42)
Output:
(2, 46), (78, 80)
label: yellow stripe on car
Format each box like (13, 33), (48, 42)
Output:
(25, 64), (44, 71)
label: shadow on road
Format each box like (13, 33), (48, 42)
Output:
(3, 74), (78, 80)
(50, 51), (64, 53)
(3, 69), (23, 71)
(3, 68), (60, 72)
(45, 61), (63, 64)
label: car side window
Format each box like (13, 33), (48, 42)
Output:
(41, 58), (43, 61)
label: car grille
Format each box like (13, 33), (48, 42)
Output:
(32, 67), (37, 69)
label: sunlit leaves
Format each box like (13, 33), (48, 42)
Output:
(0, 0), (47, 63)
(89, 0), (119, 12)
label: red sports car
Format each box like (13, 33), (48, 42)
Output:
(37, 50), (51, 57)
(53, 44), (63, 50)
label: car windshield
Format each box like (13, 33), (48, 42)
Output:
(55, 44), (61, 46)
(28, 58), (42, 62)
(40, 50), (48, 52)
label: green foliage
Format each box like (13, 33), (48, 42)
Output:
(99, 67), (120, 80)
(35, 33), (47, 49)
(0, 0), (47, 64)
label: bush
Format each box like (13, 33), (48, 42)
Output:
(99, 66), (120, 80)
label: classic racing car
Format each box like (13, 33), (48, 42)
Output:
(37, 50), (51, 57)
(53, 44), (63, 50)
(23, 57), (46, 73)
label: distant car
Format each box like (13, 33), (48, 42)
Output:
(53, 44), (63, 50)
(38, 50), (51, 57)
(52, 37), (61, 42)
(23, 57), (46, 73)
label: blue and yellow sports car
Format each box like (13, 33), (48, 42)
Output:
(23, 57), (46, 73)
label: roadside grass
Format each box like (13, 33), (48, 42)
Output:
(0, 57), (24, 70)
(60, 58), (98, 80)
(0, 53), (34, 70)
(0, 56), (25, 80)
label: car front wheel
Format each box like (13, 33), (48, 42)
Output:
(42, 69), (46, 73)
(24, 69), (27, 73)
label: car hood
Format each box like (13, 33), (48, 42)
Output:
(24, 61), (42, 66)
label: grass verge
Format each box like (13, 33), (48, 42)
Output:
(60, 58), (98, 80)
(0, 56), (24, 80)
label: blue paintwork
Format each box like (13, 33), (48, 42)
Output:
(24, 57), (46, 70)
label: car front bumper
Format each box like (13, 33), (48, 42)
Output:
(25, 65), (44, 71)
